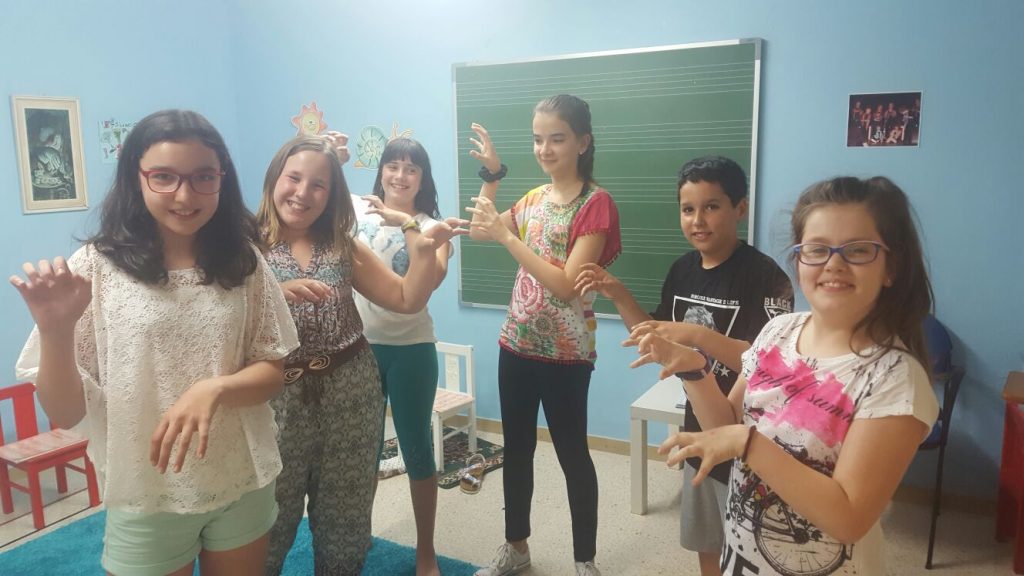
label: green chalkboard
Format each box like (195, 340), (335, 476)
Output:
(453, 39), (761, 315)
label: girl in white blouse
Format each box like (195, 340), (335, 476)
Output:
(11, 109), (299, 576)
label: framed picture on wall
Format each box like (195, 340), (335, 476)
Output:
(11, 96), (88, 213)
(847, 91), (922, 148)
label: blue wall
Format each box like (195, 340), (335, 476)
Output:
(3, 0), (1022, 500)
(0, 1), (244, 428)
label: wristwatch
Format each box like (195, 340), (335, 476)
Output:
(676, 348), (713, 381)
(478, 163), (507, 183)
(400, 218), (421, 233)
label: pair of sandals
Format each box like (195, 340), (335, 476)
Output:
(459, 453), (487, 495)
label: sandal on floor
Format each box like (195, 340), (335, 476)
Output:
(378, 452), (406, 480)
(459, 453), (487, 495)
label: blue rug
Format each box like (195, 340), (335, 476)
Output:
(0, 511), (478, 575)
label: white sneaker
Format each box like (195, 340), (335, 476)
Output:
(475, 542), (531, 576)
(575, 560), (601, 576)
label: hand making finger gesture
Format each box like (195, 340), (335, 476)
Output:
(280, 278), (334, 305)
(324, 131), (350, 165)
(468, 123), (502, 175)
(150, 377), (223, 474)
(362, 194), (412, 227)
(625, 320), (697, 347)
(574, 262), (626, 299)
(658, 424), (749, 485)
(10, 256), (92, 334)
(465, 196), (512, 243)
(628, 332), (708, 380)
(414, 217), (471, 252)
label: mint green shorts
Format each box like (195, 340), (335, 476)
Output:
(102, 481), (277, 576)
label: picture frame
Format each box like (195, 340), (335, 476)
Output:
(11, 96), (88, 213)
(847, 91), (922, 148)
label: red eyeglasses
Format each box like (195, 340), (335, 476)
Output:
(139, 169), (225, 195)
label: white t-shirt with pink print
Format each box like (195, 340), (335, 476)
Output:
(721, 312), (938, 576)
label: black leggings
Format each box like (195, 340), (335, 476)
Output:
(498, 348), (598, 562)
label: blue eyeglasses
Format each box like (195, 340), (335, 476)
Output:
(792, 241), (888, 266)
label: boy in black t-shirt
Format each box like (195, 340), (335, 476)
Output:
(576, 156), (792, 576)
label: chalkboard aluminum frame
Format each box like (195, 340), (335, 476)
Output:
(452, 38), (762, 317)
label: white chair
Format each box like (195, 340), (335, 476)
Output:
(431, 342), (476, 473)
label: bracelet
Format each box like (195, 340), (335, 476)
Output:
(400, 218), (421, 233)
(478, 163), (507, 183)
(741, 425), (757, 462)
(675, 348), (713, 381)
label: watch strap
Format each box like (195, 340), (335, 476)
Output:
(676, 348), (713, 381)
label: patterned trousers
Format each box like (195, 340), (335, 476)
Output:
(265, 346), (384, 575)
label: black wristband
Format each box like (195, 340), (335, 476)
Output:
(479, 163), (507, 183)
(675, 348), (713, 381)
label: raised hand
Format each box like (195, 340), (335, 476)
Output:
(657, 424), (749, 485)
(324, 131), (350, 165)
(465, 196), (512, 243)
(574, 262), (625, 299)
(362, 194), (412, 227)
(415, 217), (470, 252)
(280, 278), (334, 305)
(628, 332), (708, 379)
(10, 257), (91, 334)
(150, 378), (222, 474)
(468, 123), (502, 174)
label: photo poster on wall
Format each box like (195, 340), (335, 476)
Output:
(12, 95), (89, 214)
(847, 91), (921, 148)
(452, 39), (762, 316)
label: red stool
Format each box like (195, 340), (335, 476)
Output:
(997, 371), (1024, 574)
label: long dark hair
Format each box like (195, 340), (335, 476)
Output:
(256, 136), (355, 258)
(790, 176), (933, 374)
(534, 94), (596, 189)
(371, 137), (440, 218)
(89, 109), (257, 288)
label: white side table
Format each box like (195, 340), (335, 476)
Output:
(630, 376), (686, 515)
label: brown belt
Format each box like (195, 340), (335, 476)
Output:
(284, 335), (369, 385)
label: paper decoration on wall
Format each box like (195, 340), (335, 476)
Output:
(291, 102), (328, 136)
(353, 121), (414, 169)
(99, 118), (137, 163)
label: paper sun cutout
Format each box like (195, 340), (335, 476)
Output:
(291, 102), (327, 136)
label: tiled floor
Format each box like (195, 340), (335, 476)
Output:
(374, 431), (1014, 575)
(0, 432), (1015, 575)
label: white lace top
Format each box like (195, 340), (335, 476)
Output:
(16, 245), (299, 514)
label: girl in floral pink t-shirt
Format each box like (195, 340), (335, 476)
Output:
(466, 94), (621, 576)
